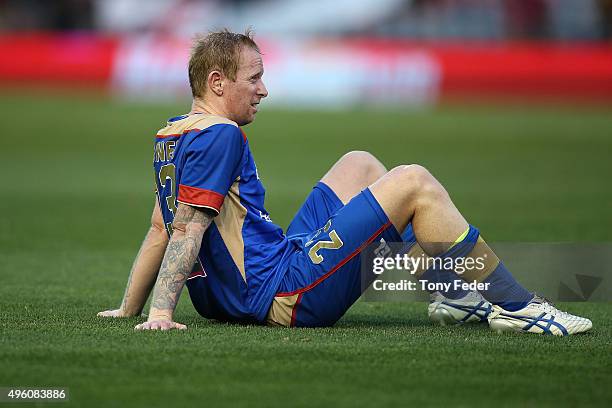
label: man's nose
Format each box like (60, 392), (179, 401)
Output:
(258, 80), (268, 98)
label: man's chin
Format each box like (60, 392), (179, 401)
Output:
(237, 115), (256, 127)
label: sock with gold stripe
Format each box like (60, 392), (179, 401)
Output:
(401, 224), (470, 299)
(405, 224), (533, 311)
(443, 225), (532, 311)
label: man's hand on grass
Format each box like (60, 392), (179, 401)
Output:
(97, 309), (130, 318)
(97, 308), (186, 330)
(134, 319), (187, 331)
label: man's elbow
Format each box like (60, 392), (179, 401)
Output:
(171, 219), (208, 240)
(170, 221), (188, 237)
(150, 219), (169, 238)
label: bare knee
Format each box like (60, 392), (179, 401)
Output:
(386, 164), (431, 186)
(338, 151), (387, 183)
(387, 164), (448, 201)
(320, 150), (387, 204)
(322, 150), (386, 187)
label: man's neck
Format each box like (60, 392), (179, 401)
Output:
(190, 98), (225, 117)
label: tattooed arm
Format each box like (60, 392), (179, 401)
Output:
(135, 203), (214, 331)
(98, 199), (169, 317)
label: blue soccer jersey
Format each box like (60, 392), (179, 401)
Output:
(153, 113), (292, 323)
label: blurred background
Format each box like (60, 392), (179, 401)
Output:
(1, 0), (612, 105)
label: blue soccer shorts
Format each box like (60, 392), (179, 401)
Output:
(266, 182), (401, 327)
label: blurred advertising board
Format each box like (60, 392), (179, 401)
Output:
(1, 33), (611, 105)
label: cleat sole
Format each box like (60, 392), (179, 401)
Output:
(429, 307), (459, 326)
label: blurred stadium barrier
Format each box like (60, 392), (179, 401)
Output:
(1, 33), (612, 106)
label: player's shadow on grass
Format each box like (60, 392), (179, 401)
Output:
(182, 314), (431, 330)
(336, 312), (428, 328)
(179, 311), (491, 332)
(336, 313), (492, 333)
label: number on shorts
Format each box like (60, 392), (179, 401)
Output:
(306, 220), (344, 264)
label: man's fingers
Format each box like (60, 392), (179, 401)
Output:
(134, 320), (187, 331)
(98, 310), (120, 317)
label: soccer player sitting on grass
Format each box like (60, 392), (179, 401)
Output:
(98, 30), (592, 336)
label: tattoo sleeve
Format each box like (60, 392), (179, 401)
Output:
(149, 204), (214, 318)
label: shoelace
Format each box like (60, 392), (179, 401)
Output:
(531, 294), (579, 320)
(538, 302), (573, 319)
(532, 293), (554, 305)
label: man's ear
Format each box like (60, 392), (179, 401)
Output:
(207, 71), (224, 96)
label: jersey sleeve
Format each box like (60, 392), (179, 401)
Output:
(177, 124), (244, 215)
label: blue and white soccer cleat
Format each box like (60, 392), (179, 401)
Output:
(428, 291), (493, 326)
(488, 295), (592, 336)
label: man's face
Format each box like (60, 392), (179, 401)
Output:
(223, 46), (268, 126)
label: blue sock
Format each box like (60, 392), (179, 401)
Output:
(439, 225), (532, 311)
(404, 224), (533, 310)
(401, 224), (469, 300)
(480, 262), (533, 311)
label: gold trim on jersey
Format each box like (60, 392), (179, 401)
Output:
(156, 114), (238, 138)
(266, 294), (300, 327)
(214, 179), (247, 282)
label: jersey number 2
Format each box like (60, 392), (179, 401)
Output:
(306, 220), (344, 264)
(158, 163), (178, 217)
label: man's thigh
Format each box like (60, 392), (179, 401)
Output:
(286, 181), (344, 237)
(320, 151), (387, 204)
(287, 151), (388, 237)
(267, 188), (402, 327)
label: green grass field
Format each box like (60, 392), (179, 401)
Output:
(1, 91), (611, 407)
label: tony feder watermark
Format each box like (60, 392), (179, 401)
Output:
(359, 240), (611, 302)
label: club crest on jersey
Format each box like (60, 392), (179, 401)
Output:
(259, 210), (272, 222)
